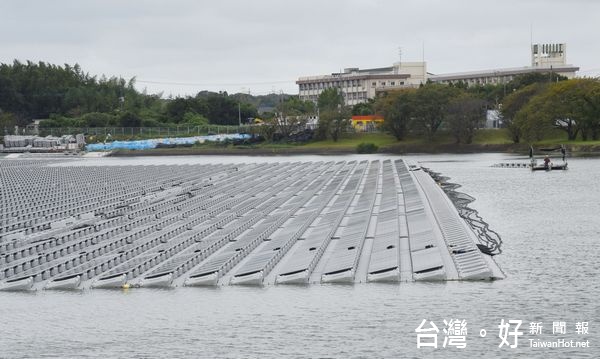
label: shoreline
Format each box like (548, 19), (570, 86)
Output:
(107, 143), (600, 157)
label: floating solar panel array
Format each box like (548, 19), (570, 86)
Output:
(0, 159), (505, 291)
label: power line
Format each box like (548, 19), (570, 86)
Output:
(136, 79), (294, 87)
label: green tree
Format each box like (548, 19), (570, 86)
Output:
(205, 93), (241, 125)
(182, 112), (209, 126)
(582, 80), (600, 140)
(0, 112), (17, 135)
(239, 102), (259, 123)
(513, 96), (551, 142)
(375, 89), (415, 141)
(352, 100), (375, 116)
(118, 111), (141, 127)
(412, 84), (459, 140)
(507, 72), (568, 93)
(318, 88), (344, 112)
(501, 83), (547, 143)
(522, 78), (600, 141)
(80, 112), (116, 127)
(319, 108), (349, 142)
(446, 93), (488, 144)
(317, 88), (347, 142)
(268, 96), (315, 139)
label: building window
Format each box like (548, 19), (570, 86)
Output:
(390, 81), (395, 86)
(372, 82), (376, 86)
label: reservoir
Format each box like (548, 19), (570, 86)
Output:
(0, 153), (598, 358)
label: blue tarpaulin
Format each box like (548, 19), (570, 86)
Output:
(86, 134), (251, 151)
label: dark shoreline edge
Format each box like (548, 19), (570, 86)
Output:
(107, 143), (600, 157)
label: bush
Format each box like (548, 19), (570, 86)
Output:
(118, 111), (142, 127)
(356, 142), (379, 154)
(141, 118), (162, 127)
(41, 115), (84, 128)
(183, 112), (209, 126)
(81, 112), (116, 127)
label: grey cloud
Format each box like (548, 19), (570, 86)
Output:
(1, 0), (598, 96)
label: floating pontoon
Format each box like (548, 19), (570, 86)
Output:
(0, 159), (505, 291)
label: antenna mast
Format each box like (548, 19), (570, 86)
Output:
(398, 47), (402, 66)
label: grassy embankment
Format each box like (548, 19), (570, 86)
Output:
(109, 129), (600, 156)
(302, 129), (600, 153)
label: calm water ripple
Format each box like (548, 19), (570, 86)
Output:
(1, 153), (598, 358)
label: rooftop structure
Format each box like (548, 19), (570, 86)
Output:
(0, 159), (504, 291)
(532, 43), (566, 68)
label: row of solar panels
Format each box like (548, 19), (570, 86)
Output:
(0, 159), (504, 291)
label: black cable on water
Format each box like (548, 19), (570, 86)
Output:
(422, 167), (503, 256)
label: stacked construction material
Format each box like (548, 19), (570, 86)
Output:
(2, 135), (82, 153)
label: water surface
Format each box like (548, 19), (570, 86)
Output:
(1, 153), (598, 358)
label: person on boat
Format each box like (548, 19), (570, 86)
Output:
(543, 155), (551, 169)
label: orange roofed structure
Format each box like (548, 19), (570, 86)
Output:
(351, 115), (384, 132)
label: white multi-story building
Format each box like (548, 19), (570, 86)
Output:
(428, 64), (578, 87)
(298, 43), (579, 105)
(430, 43), (578, 86)
(297, 62), (426, 106)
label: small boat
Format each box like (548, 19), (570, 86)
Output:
(529, 145), (568, 171)
(531, 162), (568, 171)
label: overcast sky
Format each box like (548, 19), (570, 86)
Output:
(1, 0), (599, 97)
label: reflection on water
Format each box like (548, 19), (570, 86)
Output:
(1, 153), (598, 358)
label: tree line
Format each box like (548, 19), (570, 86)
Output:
(369, 72), (600, 145)
(502, 78), (600, 142)
(0, 60), (276, 132)
(258, 72), (586, 145)
(2, 60), (599, 145)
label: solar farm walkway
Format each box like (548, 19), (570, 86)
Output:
(0, 159), (504, 290)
